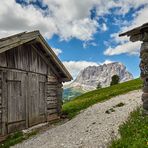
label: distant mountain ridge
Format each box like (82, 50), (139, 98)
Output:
(66, 62), (133, 91)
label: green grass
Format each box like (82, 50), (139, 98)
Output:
(0, 131), (37, 148)
(62, 78), (142, 118)
(110, 108), (148, 148)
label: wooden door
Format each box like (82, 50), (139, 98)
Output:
(7, 71), (27, 133)
(28, 73), (46, 127)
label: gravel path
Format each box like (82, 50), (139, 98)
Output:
(13, 90), (142, 148)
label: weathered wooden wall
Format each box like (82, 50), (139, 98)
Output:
(46, 75), (62, 121)
(0, 43), (63, 136)
(0, 44), (48, 75)
(28, 73), (47, 127)
(6, 70), (27, 133)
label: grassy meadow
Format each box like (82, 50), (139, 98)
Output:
(62, 78), (142, 118)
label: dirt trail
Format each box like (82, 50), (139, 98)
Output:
(12, 90), (142, 148)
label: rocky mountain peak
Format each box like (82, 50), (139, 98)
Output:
(68, 62), (133, 91)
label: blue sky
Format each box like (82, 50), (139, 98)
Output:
(1, 0), (148, 79)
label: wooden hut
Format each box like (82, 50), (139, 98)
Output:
(0, 31), (72, 137)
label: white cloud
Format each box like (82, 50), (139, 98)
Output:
(63, 61), (99, 79)
(100, 60), (114, 65)
(104, 41), (141, 55)
(102, 23), (108, 32)
(104, 5), (148, 56)
(0, 0), (148, 42)
(52, 47), (62, 56)
(0, 1), (57, 38)
(0, 0), (99, 41)
(83, 41), (97, 48)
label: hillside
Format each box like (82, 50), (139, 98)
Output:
(62, 78), (142, 118)
(63, 87), (84, 102)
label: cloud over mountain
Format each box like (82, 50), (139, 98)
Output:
(0, 0), (148, 44)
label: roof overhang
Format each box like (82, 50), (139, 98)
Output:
(0, 31), (72, 82)
(119, 22), (148, 42)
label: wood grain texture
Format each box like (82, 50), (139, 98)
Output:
(28, 73), (47, 127)
(0, 39), (64, 136)
(0, 44), (48, 75)
(7, 70), (27, 133)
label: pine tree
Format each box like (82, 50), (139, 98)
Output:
(96, 82), (102, 89)
(110, 75), (120, 86)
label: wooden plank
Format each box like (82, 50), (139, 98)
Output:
(0, 37), (20, 48)
(28, 45), (48, 74)
(39, 82), (46, 115)
(4, 43), (48, 75)
(48, 78), (58, 84)
(46, 90), (57, 97)
(7, 121), (26, 134)
(28, 73), (46, 127)
(46, 104), (57, 109)
(7, 71), (27, 133)
(47, 98), (58, 102)
(47, 109), (57, 114)
(47, 114), (59, 122)
(1, 70), (7, 135)
(56, 83), (63, 114)
(0, 38), (37, 54)
(46, 82), (59, 115)
(31, 45), (48, 74)
(0, 52), (7, 67)
(37, 37), (72, 81)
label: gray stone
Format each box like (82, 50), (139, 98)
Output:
(143, 86), (148, 93)
(142, 93), (148, 102)
(143, 102), (148, 110)
(67, 62), (133, 91)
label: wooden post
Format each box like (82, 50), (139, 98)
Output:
(1, 70), (7, 135)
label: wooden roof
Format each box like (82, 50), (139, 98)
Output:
(0, 31), (72, 82)
(119, 22), (148, 37)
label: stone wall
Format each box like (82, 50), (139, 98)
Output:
(0, 71), (2, 134)
(140, 42), (148, 113)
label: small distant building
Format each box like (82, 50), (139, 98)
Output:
(0, 31), (72, 137)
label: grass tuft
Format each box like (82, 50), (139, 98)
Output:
(110, 108), (148, 148)
(62, 78), (142, 118)
(0, 131), (37, 148)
